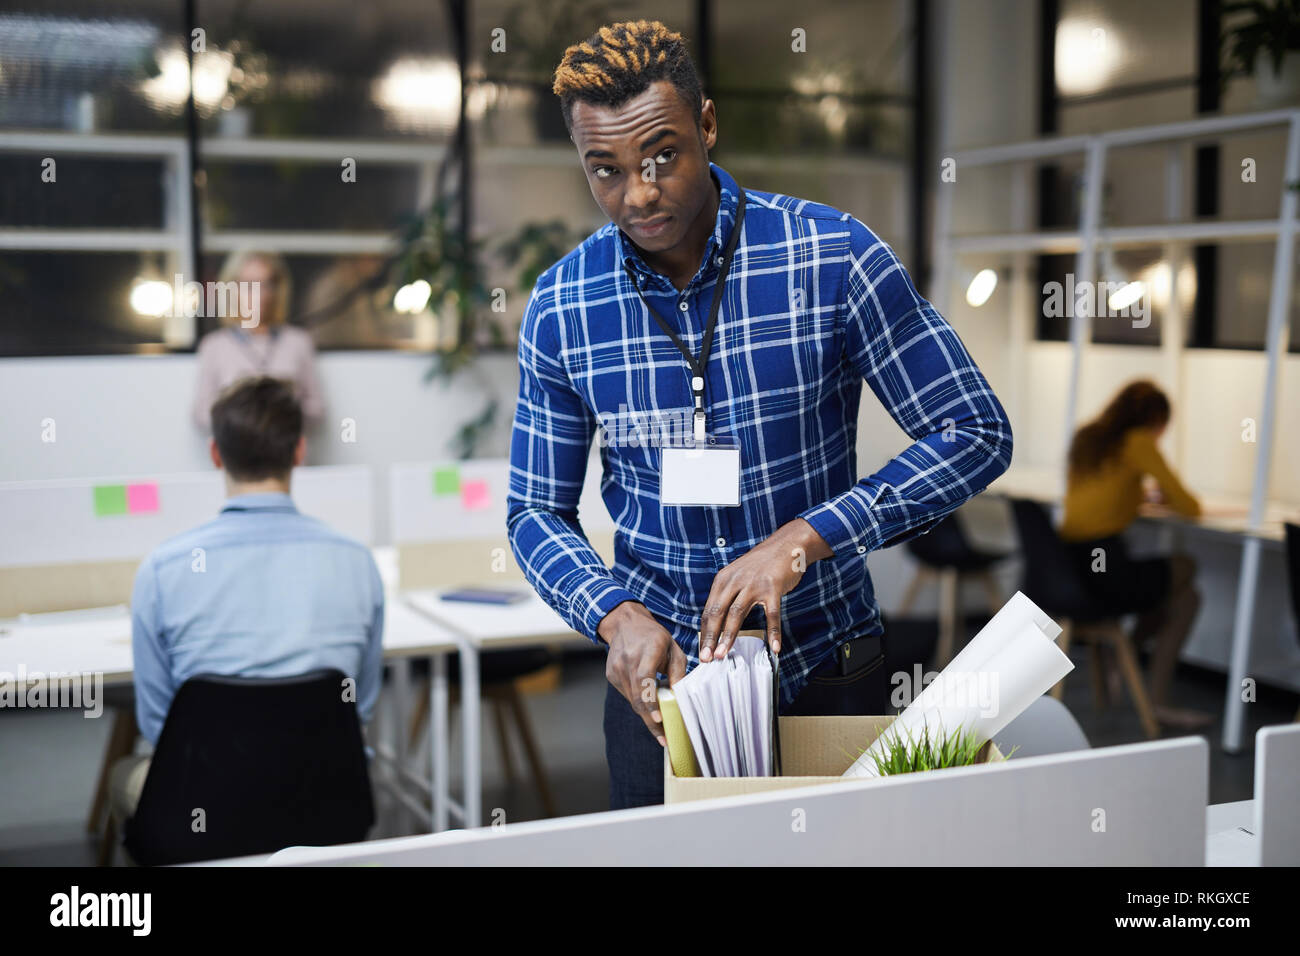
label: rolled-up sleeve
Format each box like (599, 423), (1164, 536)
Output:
(798, 220), (1013, 557)
(506, 280), (639, 643)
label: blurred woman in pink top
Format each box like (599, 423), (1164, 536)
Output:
(192, 250), (325, 433)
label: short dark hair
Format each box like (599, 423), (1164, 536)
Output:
(552, 20), (703, 133)
(210, 377), (303, 482)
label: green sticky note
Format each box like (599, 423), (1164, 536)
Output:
(93, 484), (128, 516)
(433, 466), (461, 496)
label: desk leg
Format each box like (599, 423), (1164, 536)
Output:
(461, 642), (482, 828)
(390, 656), (411, 831)
(431, 653), (449, 832)
(1223, 537), (1263, 753)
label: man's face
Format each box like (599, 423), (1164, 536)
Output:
(569, 80), (718, 254)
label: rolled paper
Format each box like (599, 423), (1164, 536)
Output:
(843, 591), (1072, 778)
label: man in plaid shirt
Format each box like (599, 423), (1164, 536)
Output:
(507, 20), (1013, 808)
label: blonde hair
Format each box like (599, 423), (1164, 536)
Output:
(216, 249), (293, 329)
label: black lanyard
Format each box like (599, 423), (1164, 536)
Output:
(622, 187), (746, 441)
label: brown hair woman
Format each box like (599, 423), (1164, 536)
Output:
(1060, 379), (1208, 730)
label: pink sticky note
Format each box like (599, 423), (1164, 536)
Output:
(126, 482), (159, 514)
(461, 479), (490, 511)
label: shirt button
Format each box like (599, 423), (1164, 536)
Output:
(715, 254), (724, 266)
(678, 300), (689, 312)
(715, 537), (727, 547)
(857, 545), (867, 554)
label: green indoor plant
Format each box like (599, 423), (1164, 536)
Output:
(861, 722), (1016, 777)
(389, 197), (578, 459)
(1221, 1), (1300, 104)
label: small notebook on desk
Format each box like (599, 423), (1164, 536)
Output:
(657, 633), (781, 778)
(439, 586), (530, 605)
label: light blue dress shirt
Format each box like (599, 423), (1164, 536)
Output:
(130, 492), (384, 745)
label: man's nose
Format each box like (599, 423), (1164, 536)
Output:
(625, 176), (661, 212)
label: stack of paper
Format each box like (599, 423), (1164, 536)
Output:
(843, 591), (1073, 778)
(661, 635), (775, 777)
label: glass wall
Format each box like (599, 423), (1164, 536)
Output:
(1, 0), (919, 356)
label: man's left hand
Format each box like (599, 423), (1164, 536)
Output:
(699, 518), (833, 661)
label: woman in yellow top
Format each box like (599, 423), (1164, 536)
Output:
(1061, 380), (1209, 730)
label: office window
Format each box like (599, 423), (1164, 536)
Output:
(1, 0), (925, 356)
(1034, 0), (1300, 351)
(0, 0), (456, 355)
(0, 251), (173, 356)
(1055, 0), (1198, 135)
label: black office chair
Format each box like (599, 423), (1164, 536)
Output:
(122, 669), (374, 866)
(1009, 498), (1159, 738)
(1285, 523), (1300, 723)
(900, 512), (1008, 666)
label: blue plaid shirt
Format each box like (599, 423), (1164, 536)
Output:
(506, 162), (1012, 709)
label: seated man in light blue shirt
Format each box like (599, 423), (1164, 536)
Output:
(110, 375), (384, 822)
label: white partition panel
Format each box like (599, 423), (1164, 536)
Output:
(291, 466), (373, 545)
(256, 737), (1207, 867)
(1257, 724), (1300, 866)
(0, 465), (373, 568)
(389, 452), (613, 546)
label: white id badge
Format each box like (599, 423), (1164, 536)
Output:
(660, 436), (741, 507)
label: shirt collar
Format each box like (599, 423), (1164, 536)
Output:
(618, 162), (742, 284)
(220, 491), (298, 514)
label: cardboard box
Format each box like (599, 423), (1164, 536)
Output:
(664, 714), (1005, 804)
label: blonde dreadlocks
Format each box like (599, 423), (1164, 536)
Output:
(552, 20), (703, 130)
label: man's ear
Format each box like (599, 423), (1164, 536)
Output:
(698, 97), (717, 152)
(209, 439), (222, 470)
(293, 435), (306, 467)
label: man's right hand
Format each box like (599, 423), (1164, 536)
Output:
(598, 601), (689, 746)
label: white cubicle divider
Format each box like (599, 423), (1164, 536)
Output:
(291, 466), (373, 545)
(0, 465), (373, 569)
(1256, 723), (1300, 866)
(389, 459), (511, 543)
(255, 737), (1208, 867)
(388, 453), (613, 545)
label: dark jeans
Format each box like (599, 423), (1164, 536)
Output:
(604, 636), (891, 810)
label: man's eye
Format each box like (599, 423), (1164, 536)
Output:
(594, 166), (615, 180)
(655, 149), (676, 164)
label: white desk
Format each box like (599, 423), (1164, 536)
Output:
(0, 597), (466, 832)
(0, 600), (458, 671)
(401, 587), (589, 829)
(988, 468), (1296, 752)
(1205, 799), (1258, 867)
(0, 606), (134, 685)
